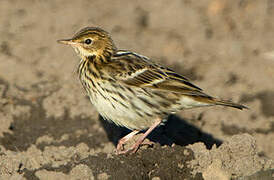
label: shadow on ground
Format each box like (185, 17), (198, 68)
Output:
(100, 114), (222, 150)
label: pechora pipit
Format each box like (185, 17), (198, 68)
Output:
(58, 27), (247, 154)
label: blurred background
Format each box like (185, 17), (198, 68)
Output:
(0, 0), (274, 178)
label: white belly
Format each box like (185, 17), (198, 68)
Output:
(86, 80), (210, 130)
(88, 82), (158, 130)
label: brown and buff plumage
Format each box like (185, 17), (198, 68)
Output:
(58, 27), (247, 154)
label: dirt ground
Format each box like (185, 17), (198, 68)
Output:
(0, 0), (274, 179)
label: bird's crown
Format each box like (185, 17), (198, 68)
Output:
(58, 27), (116, 59)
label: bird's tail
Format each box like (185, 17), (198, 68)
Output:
(213, 99), (248, 110)
(186, 91), (247, 110)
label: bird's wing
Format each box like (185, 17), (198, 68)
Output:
(104, 51), (211, 97)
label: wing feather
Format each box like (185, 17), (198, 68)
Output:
(105, 51), (206, 96)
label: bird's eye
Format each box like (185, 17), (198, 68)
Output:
(84, 39), (92, 45)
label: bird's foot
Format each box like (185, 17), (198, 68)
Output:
(116, 118), (161, 154)
(116, 140), (154, 154)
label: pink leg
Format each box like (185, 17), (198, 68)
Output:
(118, 118), (162, 154)
(116, 130), (139, 154)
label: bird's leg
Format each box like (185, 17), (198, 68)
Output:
(116, 130), (139, 154)
(118, 118), (162, 154)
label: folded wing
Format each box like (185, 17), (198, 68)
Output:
(106, 51), (211, 98)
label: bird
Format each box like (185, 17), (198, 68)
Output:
(57, 27), (247, 154)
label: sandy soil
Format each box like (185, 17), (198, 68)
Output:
(0, 0), (274, 179)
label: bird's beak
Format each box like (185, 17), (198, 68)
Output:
(57, 39), (77, 45)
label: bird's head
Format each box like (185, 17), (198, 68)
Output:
(58, 27), (116, 60)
